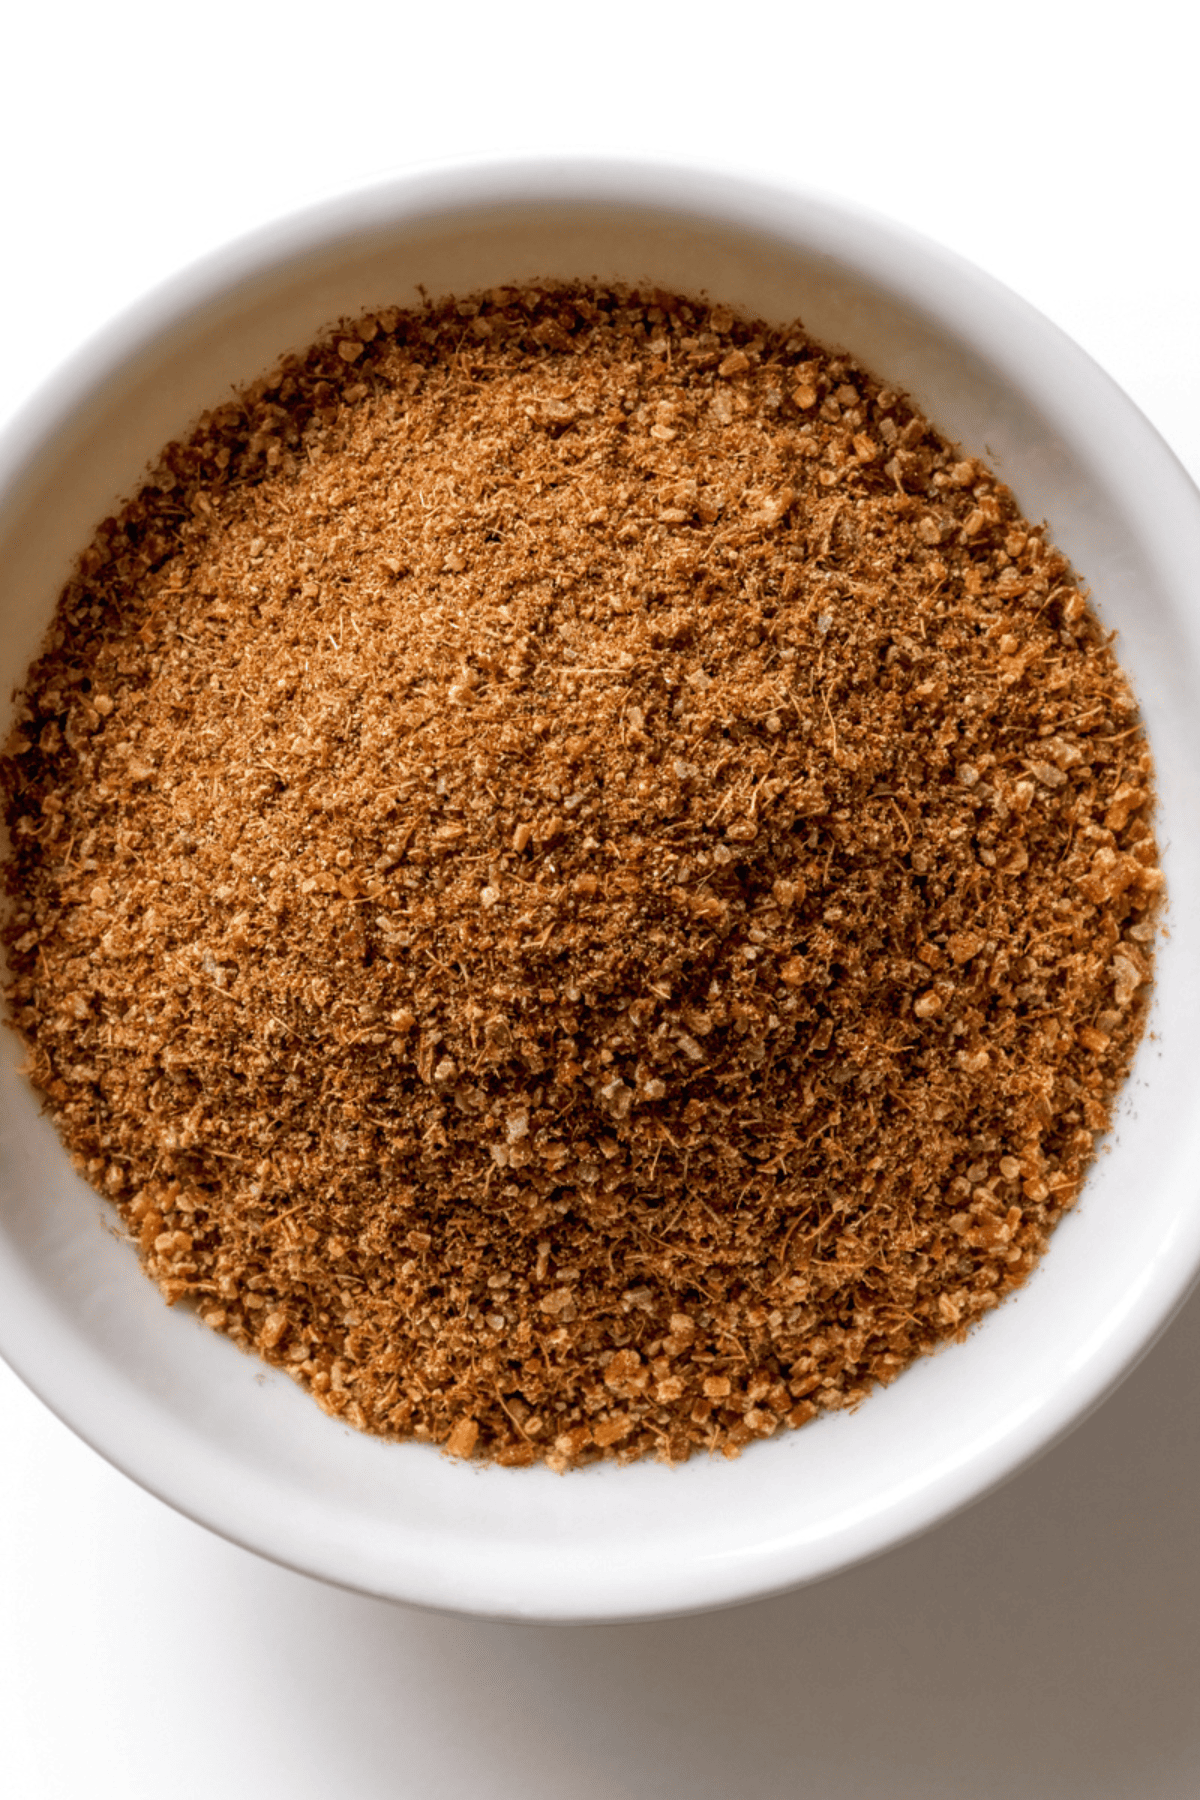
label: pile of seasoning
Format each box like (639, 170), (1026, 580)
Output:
(0, 284), (1161, 1469)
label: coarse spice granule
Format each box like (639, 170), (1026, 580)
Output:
(1, 283), (1162, 1470)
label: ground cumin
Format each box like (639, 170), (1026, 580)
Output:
(1, 283), (1161, 1469)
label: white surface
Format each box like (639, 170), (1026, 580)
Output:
(2, 0), (1200, 1790)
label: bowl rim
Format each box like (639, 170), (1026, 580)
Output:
(2, 152), (1199, 1622)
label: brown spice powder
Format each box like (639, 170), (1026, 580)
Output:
(1, 283), (1161, 1469)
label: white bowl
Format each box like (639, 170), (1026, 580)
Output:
(2, 158), (1199, 1623)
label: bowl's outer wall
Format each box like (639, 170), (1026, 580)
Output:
(1, 162), (1199, 1621)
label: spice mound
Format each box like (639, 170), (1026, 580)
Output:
(1, 284), (1161, 1470)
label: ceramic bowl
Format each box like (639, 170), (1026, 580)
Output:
(2, 158), (1199, 1622)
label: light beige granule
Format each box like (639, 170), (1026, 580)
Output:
(1, 283), (1160, 1468)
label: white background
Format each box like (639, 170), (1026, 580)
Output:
(3, 3), (1199, 1794)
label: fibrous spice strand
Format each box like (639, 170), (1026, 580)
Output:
(0, 284), (1161, 1469)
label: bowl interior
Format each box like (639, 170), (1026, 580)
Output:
(2, 163), (1199, 1621)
